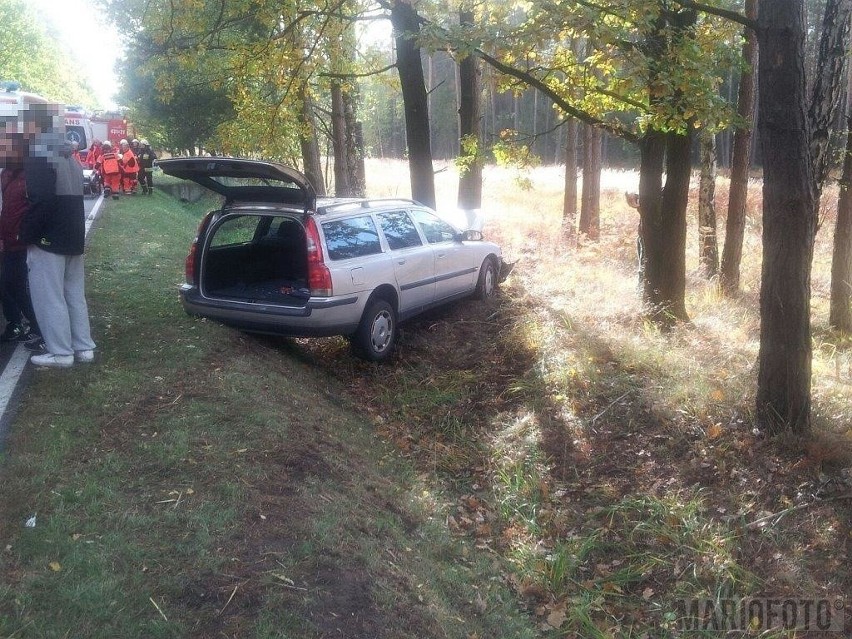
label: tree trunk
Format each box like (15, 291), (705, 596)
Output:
(299, 89), (325, 196)
(830, 115), (852, 332)
(391, 0), (436, 208)
(343, 87), (365, 197)
(578, 123), (601, 239)
(756, 1), (816, 434)
(720, 0), (757, 295)
(808, 0), (852, 200)
(457, 9), (482, 211)
(638, 130), (692, 326)
(330, 82), (352, 196)
(698, 130), (719, 277)
(562, 117), (579, 234)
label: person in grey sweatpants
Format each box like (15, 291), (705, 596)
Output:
(16, 102), (96, 368)
(26, 246), (96, 366)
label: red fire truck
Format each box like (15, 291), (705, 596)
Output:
(90, 111), (134, 146)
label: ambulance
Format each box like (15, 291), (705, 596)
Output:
(63, 105), (95, 155)
(0, 80), (51, 121)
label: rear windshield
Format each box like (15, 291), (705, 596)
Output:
(322, 215), (382, 260)
(208, 176), (301, 189)
(209, 215), (260, 247)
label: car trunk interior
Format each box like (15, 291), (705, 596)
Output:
(201, 216), (310, 305)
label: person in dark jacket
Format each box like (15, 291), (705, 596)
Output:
(136, 138), (157, 194)
(0, 132), (41, 343)
(17, 102), (96, 368)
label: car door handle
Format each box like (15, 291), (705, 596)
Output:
(397, 259), (406, 265)
(436, 253), (446, 259)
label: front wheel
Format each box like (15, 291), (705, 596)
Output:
(475, 257), (498, 300)
(352, 299), (397, 362)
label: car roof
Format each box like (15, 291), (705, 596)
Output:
(314, 198), (423, 217)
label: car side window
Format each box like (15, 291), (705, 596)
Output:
(377, 210), (423, 250)
(322, 215), (382, 260)
(410, 209), (456, 244)
(209, 215), (260, 247)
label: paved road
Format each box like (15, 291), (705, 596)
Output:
(0, 193), (104, 448)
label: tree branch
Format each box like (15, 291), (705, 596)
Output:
(475, 48), (638, 143)
(321, 63), (397, 79)
(745, 494), (852, 530)
(671, 0), (756, 31)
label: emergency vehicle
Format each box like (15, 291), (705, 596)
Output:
(90, 111), (134, 146)
(64, 105), (95, 154)
(0, 80), (51, 120)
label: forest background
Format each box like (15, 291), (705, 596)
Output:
(2, 1), (851, 636)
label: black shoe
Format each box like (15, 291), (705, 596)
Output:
(24, 337), (46, 353)
(19, 330), (40, 343)
(0, 324), (24, 342)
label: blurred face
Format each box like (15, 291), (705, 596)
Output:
(0, 129), (26, 168)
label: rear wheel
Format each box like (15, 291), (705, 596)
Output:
(475, 257), (498, 300)
(353, 299), (397, 362)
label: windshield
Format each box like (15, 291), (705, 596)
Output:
(207, 176), (293, 189)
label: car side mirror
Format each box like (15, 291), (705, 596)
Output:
(458, 229), (483, 242)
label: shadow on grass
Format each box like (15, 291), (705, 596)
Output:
(251, 280), (851, 635)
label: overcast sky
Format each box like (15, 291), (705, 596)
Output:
(29, 0), (122, 109)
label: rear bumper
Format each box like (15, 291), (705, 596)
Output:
(179, 285), (361, 337)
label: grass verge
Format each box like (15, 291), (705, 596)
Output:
(0, 183), (539, 639)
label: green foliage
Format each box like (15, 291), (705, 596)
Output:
(491, 129), (539, 189)
(438, 0), (744, 140)
(105, 0), (325, 156)
(0, 0), (95, 105)
(455, 134), (480, 175)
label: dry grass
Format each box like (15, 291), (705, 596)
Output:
(368, 158), (851, 455)
(350, 159), (852, 636)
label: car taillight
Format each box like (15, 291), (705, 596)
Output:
(185, 213), (213, 286)
(305, 217), (332, 296)
(185, 242), (198, 285)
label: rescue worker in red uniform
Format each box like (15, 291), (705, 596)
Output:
(96, 140), (121, 200)
(118, 138), (138, 194)
(86, 140), (102, 169)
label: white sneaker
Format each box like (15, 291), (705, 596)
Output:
(30, 353), (74, 368)
(75, 350), (95, 363)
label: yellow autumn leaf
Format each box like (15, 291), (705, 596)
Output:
(707, 423), (723, 439)
(710, 389), (725, 402)
(49, 561), (61, 572)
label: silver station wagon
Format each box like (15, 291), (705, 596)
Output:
(159, 158), (504, 361)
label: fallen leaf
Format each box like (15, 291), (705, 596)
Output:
(642, 587), (655, 600)
(707, 423), (723, 439)
(49, 561), (62, 572)
(546, 605), (567, 629)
